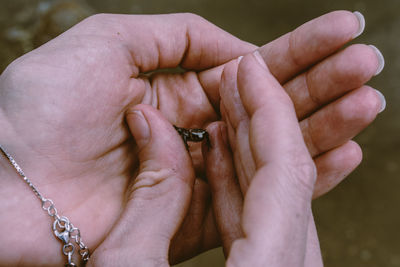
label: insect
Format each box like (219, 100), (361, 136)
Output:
(174, 125), (211, 150)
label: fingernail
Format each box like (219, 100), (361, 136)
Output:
(353, 11), (365, 38)
(253, 51), (268, 70)
(369, 45), (385, 75)
(374, 89), (386, 113)
(237, 56), (243, 63)
(129, 110), (150, 147)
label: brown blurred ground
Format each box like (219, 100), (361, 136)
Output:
(0, 0), (399, 266)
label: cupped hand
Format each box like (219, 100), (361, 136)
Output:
(204, 14), (384, 263)
(0, 13), (256, 266)
(0, 11), (383, 266)
(204, 52), (319, 267)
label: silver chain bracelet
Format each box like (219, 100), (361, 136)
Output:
(0, 145), (90, 266)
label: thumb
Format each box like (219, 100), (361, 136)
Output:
(125, 104), (194, 236)
(91, 104), (194, 266)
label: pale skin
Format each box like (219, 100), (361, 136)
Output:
(205, 52), (323, 267)
(0, 11), (384, 266)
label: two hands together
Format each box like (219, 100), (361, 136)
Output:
(0, 11), (384, 266)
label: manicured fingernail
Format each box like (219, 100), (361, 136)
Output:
(374, 89), (386, 113)
(128, 110), (150, 147)
(237, 56), (243, 63)
(353, 11), (365, 38)
(253, 51), (268, 69)
(369, 45), (385, 75)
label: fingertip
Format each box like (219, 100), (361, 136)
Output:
(220, 59), (239, 98)
(334, 86), (382, 128)
(252, 51), (268, 69)
(357, 86), (384, 121)
(237, 52), (291, 116)
(125, 103), (154, 121)
(203, 121), (231, 169)
(323, 10), (362, 41)
(202, 123), (216, 159)
(353, 11), (365, 38)
(125, 103), (147, 116)
(313, 140), (363, 199)
(345, 140), (363, 166)
(343, 44), (385, 77)
(126, 104), (189, 166)
(220, 59), (250, 130)
(126, 106), (151, 148)
(237, 52), (269, 74)
(204, 121), (228, 152)
(338, 44), (381, 80)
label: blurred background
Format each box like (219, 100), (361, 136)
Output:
(0, 0), (398, 266)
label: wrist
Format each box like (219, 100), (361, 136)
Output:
(0, 141), (65, 265)
(0, 110), (66, 265)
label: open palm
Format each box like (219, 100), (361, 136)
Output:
(0, 11), (383, 266)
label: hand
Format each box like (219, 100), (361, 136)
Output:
(204, 52), (319, 267)
(0, 11), (383, 265)
(87, 104), (199, 266)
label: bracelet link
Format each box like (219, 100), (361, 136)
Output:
(0, 145), (90, 266)
(65, 247), (76, 267)
(54, 217), (71, 244)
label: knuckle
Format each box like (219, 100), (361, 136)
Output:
(277, 90), (296, 109)
(179, 12), (205, 22)
(83, 13), (110, 23)
(133, 168), (179, 189)
(287, 31), (303, 68)
(302, 118), (321, 156)
(78, 13), (118, 31)
(2, 57), (32, 86)
(283, 156), (317, 196)
(178, 13), (211, 31)
(296, 160), (317, 184)
(128, 167), (188, 201)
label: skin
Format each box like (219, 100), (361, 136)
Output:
(205, 52), (320, 267)
(0, 11), (383, 266)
